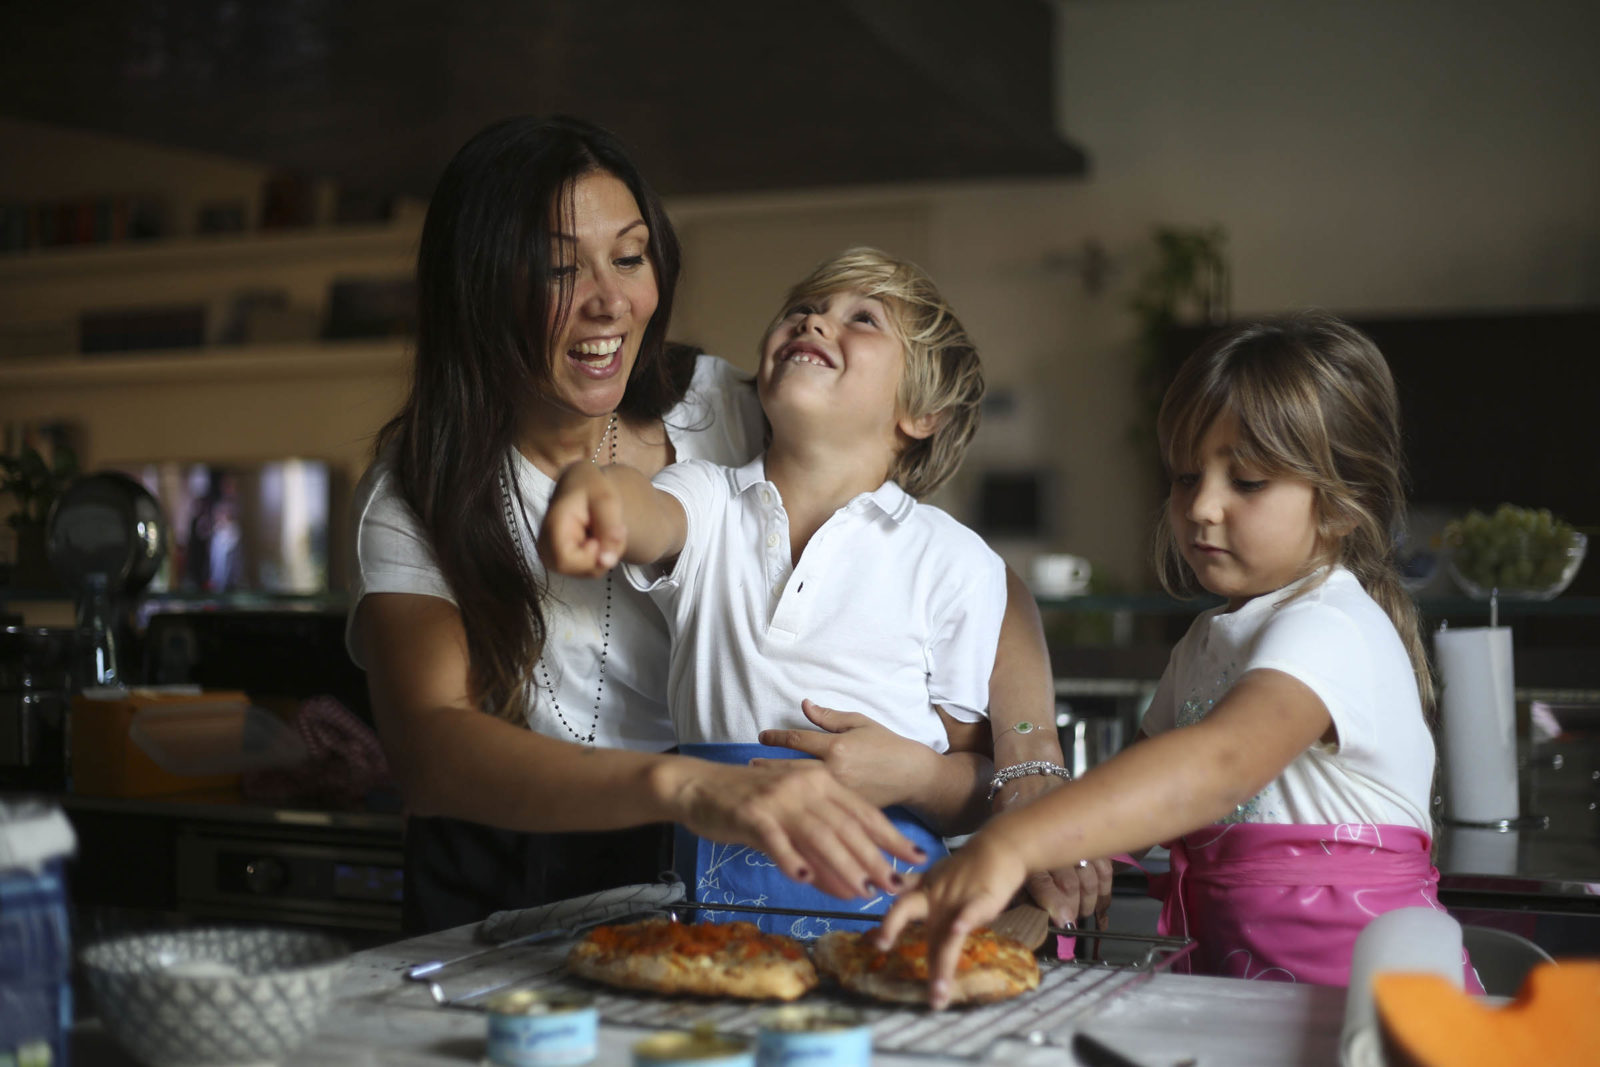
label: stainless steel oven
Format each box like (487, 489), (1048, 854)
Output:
(174, 823), (404, 934)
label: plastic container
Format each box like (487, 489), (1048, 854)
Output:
(70, 689), (305, 797)
(0, 798), (77, 1067)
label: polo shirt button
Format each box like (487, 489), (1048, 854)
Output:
(761, 489), (773, 505)
(766, 532), (780, 548)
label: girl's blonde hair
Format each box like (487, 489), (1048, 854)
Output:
(764, 247), (984, 500)
(1152, 311), (1435, 715)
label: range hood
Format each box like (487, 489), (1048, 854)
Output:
(0, 0), (1087, 199)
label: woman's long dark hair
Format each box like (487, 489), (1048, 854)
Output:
(376, 115), (691, 720)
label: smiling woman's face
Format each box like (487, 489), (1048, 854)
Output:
(541, 170), (659, 419)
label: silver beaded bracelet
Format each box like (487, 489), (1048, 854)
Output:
(987, 760), (1073, 801)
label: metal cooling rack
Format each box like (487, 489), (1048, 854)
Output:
(408, 900), (1194, 1061)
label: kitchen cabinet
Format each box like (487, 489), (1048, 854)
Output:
(0, 224), (420, 592)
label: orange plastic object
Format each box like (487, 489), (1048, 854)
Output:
(70, 690), (253, 796)
(1374, 960), (1600, 1067)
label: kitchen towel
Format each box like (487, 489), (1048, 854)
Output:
(1434, 625), (1518, 824)
(1340, 907), (1465, 1067)
(477, 881), (686, 944)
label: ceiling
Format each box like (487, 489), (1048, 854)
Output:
(0, 0), (1088, 199)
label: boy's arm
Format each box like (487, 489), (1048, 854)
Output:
(757, 700), (992, 835)
(539, 462), (687, 575)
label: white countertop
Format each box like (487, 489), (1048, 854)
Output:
(75, 921), (1347, 1065)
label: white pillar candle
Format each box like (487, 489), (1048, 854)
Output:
(1433, 625), (1518, 825)
(1340, 908), (1465, 1067)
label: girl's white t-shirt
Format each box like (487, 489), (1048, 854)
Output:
(1141, 567), (1436, 831)
(346, 355), (764, 751)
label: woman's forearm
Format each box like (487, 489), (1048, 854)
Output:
(896, 748), (993, 835)
(988, 567), (1068, 801)
(385, 698), (675, 831)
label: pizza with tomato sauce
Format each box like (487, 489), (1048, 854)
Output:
(813, 923), (1039, 1006)
(566, 918), (818, 1001)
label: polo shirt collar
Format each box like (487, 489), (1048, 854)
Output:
(731, 455), (916, 524)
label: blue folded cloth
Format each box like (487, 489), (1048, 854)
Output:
(674, 742), (947, 937)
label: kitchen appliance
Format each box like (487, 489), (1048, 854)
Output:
(46, 471), (168, 685)
(0, 625), (78, 790)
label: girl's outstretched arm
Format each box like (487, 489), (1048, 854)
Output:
(878, 666), (1333, 1009)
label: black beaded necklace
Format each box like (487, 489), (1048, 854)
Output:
(500, 413), (617, 745)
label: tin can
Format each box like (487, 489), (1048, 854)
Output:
(632, 1025), (755, 1067)
(755, 1006), (871, 1067)
(484, 989), (597, 1067)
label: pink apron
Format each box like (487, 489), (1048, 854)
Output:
(1147, 822), (1482, 990)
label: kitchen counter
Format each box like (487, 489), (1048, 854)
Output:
(72, 920), (1350, 1066)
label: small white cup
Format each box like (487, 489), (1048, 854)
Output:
(1031, 553), (1092, 597)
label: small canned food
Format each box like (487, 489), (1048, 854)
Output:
(756, 1006), (871, 1067)
(485, 989), (598, 1067)
(633, 1025), (755, 1067)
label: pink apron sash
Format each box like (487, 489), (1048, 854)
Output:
(1146, 822), (1482, 991)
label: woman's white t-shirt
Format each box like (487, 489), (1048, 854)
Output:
(347, 355), (764, 752)
(1140, 567), (1436, 831)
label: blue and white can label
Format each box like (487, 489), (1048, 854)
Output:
(485, 989), (597, 1067)
(755, 1006), (871, 1067)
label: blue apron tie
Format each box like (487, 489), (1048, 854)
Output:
(674, 742), (947, 936)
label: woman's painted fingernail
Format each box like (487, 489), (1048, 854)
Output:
(912, 847), (929, 859)
(795, 867), (811, 882)
(1059, 918), (1075, 931)
(861, 880), (874, 896)
(889, 872), (906, 889)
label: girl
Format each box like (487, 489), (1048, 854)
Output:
(881, 312), (1479, 1006)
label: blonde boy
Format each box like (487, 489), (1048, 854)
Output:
(541, 248), (1026, 930)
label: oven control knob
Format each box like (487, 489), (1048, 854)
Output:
(244, 856), (288, 894)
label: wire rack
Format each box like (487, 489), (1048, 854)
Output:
(410, 902), (1193, 1061)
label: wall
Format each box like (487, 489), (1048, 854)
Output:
(4, 1), (1597, 593)
(674, 0), (1600, 586)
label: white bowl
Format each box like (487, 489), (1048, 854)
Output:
(80, 927), (350, 1066)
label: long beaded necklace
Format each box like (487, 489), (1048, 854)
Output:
(500, 413), (617, 745)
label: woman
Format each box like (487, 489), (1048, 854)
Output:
(348, 115), (1106, 932)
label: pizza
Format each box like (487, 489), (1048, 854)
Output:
(566, 918), (818, 1001)
(812, 923), (1040, 1006)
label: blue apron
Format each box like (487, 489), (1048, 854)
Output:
(674, 742), (947, 937)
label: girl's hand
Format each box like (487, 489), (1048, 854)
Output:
(754, 699), (938, 809)
(538, 464), (626, 576)
(876, 834), (1031, 1010)
(663, 757), (925, 901)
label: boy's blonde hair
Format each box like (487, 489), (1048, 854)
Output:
(1152, 311), (1435, 715)
(765, 247), (984, 500)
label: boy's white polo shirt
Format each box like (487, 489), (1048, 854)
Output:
(626, 457), (1006, 751)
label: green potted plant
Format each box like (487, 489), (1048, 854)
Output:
(1127, 224), (1230, 482)
(1, 440), (79, 589)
